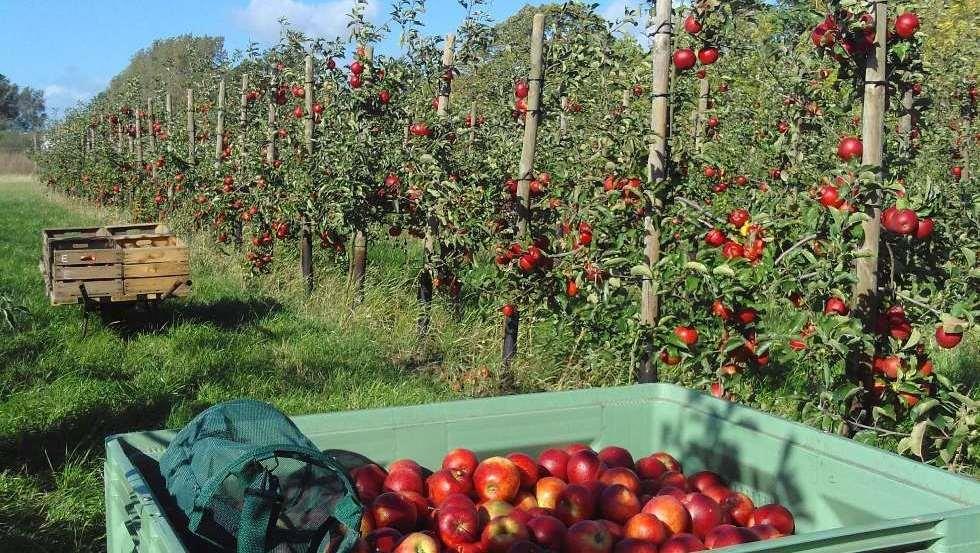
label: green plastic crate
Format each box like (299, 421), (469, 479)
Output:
(104, 384), (980, 552)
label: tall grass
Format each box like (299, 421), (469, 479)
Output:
(0, 152), (35, 175)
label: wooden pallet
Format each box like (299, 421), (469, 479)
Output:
(41, 223), (190, 306)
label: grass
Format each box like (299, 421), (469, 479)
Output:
(0, 175), (976, 551)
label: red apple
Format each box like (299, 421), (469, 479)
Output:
(564, 444), (594, 455)
(656, 486), (687, 501)
(386, 468), (427, 496)
(538, 449), (570, 480)
(567, 450), (606, 484)
(598, 467), (641, 493)
(481, 515), (530, 553)
(598, 484), (642, 524)
(479, 500), (515, 524)
(506, 541), (544, 553)
(680, 493), (724, 539)
(444, 448), (480, 480)
(514, 491), (539, 512)
(651, 453), (682, 473)
(686, 471), (725, 493)
(352, 463), (389, 504)
(475, 457), (522, 502)
(935, 325), (963, 349)
(720, 492), (754, 527)
(439, 502), (481, 547)
(564, 520), (613, 553)
(554, 484), (596, 526)
(372, 492), (419, 533)
(623, 513), (669, 545)
(527, 515), (567, 551)
(837, 136), (863, 162)
(659, 533), (706, 553)
(399, 491), (432, 528)
(536, 477), (568, 510)
(597, 447), (635, 470)
(388, 459), (424, 475)
(748, 524), (782, 540)
(642, 495), (692, 535)
(701, 486), (732, 505)
(429, 469), (472, 506)
(703, 524), (758, 548)
(748, 504), (794, 536)
(614, 538), (657, 553)
(635, 456), (668, 480)
(507, 453), (541, 490)
(658, 471), (687, 491)
(367, 528), (404, 553)
(395, 532), (440, 553)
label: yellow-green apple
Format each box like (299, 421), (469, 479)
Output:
(395, 532), (440, 553)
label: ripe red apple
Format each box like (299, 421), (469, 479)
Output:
(614, 538), (657, 553)
(429, 469), (472, 505)
(395, 532), (440, 553)
(474, 457), (522, 502)
(889, 209), (919, 235)
(372, 492), (419, 533)
(479, 500), (515, 525)
(598, 484), (642, 524)
(935, 325), (963, 349)
(681, 493), (724, 539)
(914, 217), (934, 239)
(367, 528), (404, 553)
(536, 477), (567, 510)
(674, 326), (699, 346)
(565, 444), (594, 455)
(506, 453), (540, 490)
(527, 515), (567, 551)
(564, 520), (613, 553)
(697, 47), (719, 65)
(720, 492), (755, 527)
(482, 516), (530, 553)
(386, 468), (427, 495)
(703, 524), (759, 548)
(817, 185), (844, 208)
(686, 471), (725, 493)
(514, 491), (538, 512)
(444, 448), (480, 480)
(704, 228), (727, 247)
(642, 495), (691, 535)
(658, 471), (687, 491)
(597, 447), (635, 470)
(684, 16), (701, 34)
(538, 448), (570, 480)
(554, 484), (596, 526)
(748, 524), (782, 540)
(673, 48), (696, 71)
(659, 533), (706, 553)
(352, 463), (389, 504)
(436, 503), (480, 548)
(623, 513), (669, 545)
(748, 504), (795, 536)
(837, 136), (863, 162)
(566, 450), (606, 484)
(895, 12), (920, 38)
(598, 468), (641, 495)
(635, 456), (668, 480)
(650, 453), (682, 473)
(701, 486), (732, 505)
(727, 209), (750, 228)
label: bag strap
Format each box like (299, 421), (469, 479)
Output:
(237, 468), (282, 553)
(330, 495), (363, 553)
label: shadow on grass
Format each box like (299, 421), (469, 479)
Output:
(95, 296), (283, 339)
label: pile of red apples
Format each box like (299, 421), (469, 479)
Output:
(349, 444), (795, 553)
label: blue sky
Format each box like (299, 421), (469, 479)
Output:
(0, 0), (642, 119)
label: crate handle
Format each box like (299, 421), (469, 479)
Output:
(80, 255), (95, 262)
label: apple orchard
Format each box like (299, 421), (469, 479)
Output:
(38, 0), (978, 474)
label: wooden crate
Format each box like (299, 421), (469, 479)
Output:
(41, 223), (190, 305)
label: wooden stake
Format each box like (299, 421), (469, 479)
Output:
(135, 108), (144, 165)
(267, 101), (277, 165)
(638, 0), (673, 384)
(899, 88), (913, 134)
(165, 92), (172, 128)
(505, 12), (545, 367)
(147, 97), (156, 152)
(214, 79), (225, 170)
(300, 55), (315, 294)
(186, 89), (195, 164)
(693, 76), (709, 151)
(850, 0), (887, 397)
(349, 45), (374, 305)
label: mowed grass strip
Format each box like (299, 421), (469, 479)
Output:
(0, 177), (464, 551)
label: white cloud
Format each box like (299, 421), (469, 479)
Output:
(601, 0), (651, 45)
(41, 67), (107, 119)
(232, 0), (378, 42)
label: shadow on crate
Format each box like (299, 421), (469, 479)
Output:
(95, 296), (283, 339)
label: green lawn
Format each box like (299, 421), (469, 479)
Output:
(0, 176), (484, 551)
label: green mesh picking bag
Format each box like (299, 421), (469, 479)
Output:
(158, 399), (365, 553)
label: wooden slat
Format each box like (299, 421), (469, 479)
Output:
(42, 226), (104, 240)
(54, 264), (123, 280)
(115, 235), (178, 249)
(104, 223), (171, 236)
(123, 276), (190, 296)
(53, 248), (123, 266)
(122, 246), (188, 265)
(123, 261), (189, 278)
(50, 279), (123, 305)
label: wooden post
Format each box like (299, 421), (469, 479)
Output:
(349, 46), (374, 305)
(165, 92), (172, 128)
(135, 108), (144, 165)
(186, 89), (195, 164)
(515, 14), (545, 238)
(469, 101), (477, 146)
(300, 55), (315, 294)
(693, 76), (709, 150)
(267, 101), (277, 165)
(505, 13), (545, 367)
(899, 88), (913, 134)
(147, 97), (156, 152)
(850, 0), (887, 402)
(214, 79), (225, 169)
(638, 0), (673, 384)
